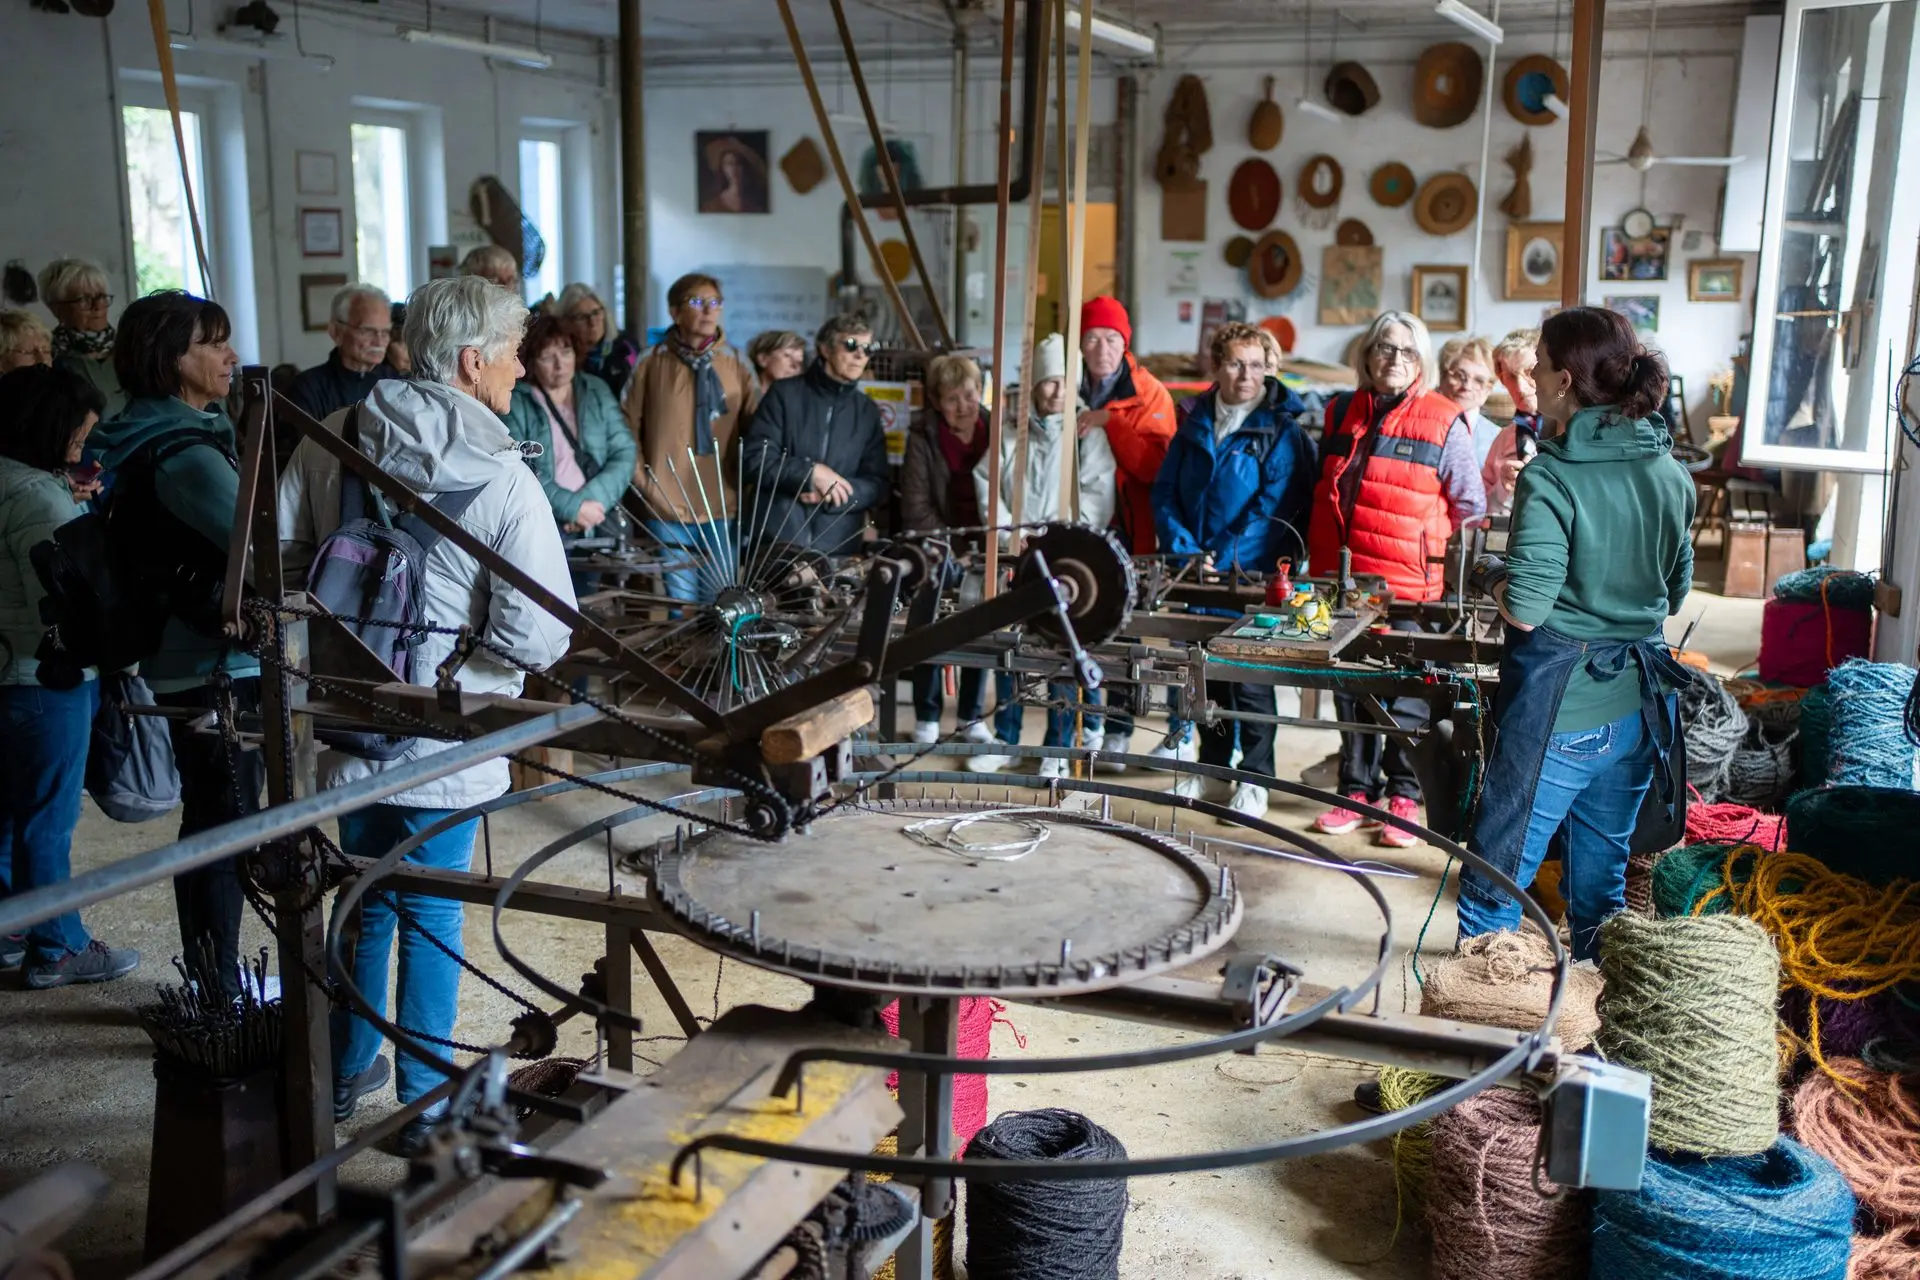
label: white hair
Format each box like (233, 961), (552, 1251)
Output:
(556, 282), (603, 315)
(330, 282), (391, 325)
(37, 258), (108, 306)
(1354, 310), (1437, 392)
(403, 277), (528, 387)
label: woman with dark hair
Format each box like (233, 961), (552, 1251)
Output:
(502, 313), (637, 547)
(1454, 306), (1696, 961)
(0, 364), (139, 987)
(90, 290), (257, 996)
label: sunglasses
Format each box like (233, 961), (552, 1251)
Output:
(839, 338), (876, 356)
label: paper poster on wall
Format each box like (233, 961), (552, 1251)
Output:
(1167, 250), (1200, 295)
(1319, 246), (1382, 325)
(693, 265), (829, 351)
(863, 381), (919, 464)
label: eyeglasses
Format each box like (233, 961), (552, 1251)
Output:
(1220, 358), (1266, 376)
(345, 325), (393, 342)
(684, 297), (724, 312)
(1370, 342), (1421, 366)
(567, 305), (606, 324)
(1443, 368), (1494, 389)
(840, 338), (876, 356)
(62, 293), (112, 309)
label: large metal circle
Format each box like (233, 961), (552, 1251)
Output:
(1013, 524), (1136, 647)
(649, 801), (1241, 996)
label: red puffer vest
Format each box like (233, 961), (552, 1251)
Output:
(1308, 387), (1459, 602)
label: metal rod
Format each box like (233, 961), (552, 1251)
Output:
(619, 0), (646, 341)
(1466, 1), (1499, 330)
(1058, 0), (1095, 521)
(1008, 0), (1055, 554)
(981, 0), (1018, 601)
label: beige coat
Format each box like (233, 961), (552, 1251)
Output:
(621, 339), (758, 524)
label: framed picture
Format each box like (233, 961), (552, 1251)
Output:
(299, 272), (347, 332)
(1604, 294), (1661, 334)
(294, 150), (337, 195)
(1411, 264), (1469, 332)
(298, 207), (344, 257)
(696, 131), (771, 214)
(1600, 225), (1671, 281)
(1320, 244), (1383, 325)
(1688, 258), (1744, 301)
(1504, 222), (1564, 300)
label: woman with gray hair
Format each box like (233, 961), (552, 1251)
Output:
(557, 282), (639, 399)
(277, 275), (576, 1156)
(745, 329), (807, 394)
(39, 258), (124, 415)
(1307, 309), (1486, 846)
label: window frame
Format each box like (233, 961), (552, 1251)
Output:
(350, 110), (417, 301)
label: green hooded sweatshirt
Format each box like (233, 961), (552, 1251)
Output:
(1503, 405), (1695, 733)
(90, 396), (259, 693)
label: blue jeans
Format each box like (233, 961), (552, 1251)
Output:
(991, 677), (1110, 749)
(331, 805), (480, 1109)
(646, 518), (734, 607)
(912, 665), (985, 725)
(1456, 708), (1655, 960)
(0, 680), (99, 963)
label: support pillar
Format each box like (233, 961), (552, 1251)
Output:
(619, 0), (647, 340)
(1563, 0), (1605, 307)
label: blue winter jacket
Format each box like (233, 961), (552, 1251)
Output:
(1152, 378), (1316, 575)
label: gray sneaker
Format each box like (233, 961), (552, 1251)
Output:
(25, 940), (140, 989)
(0, 935), (25, 971)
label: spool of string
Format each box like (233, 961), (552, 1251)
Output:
(1784, 786), (1920, 886)
(880, 997), (1022, 1150)
(1681, 676), (1748, 802)
(1797, 683), (1834, 787)
(1683, 801), (1785, 851)
(1649, 842), (1742, 918)
(1420, 928), (1603, 1051)
(1376, 1067), (1447, 1211)
(1824, 659), (1920, 789)
(1425, 1087), (1589, 1280)
(1788, 1056), (1920, 1223)
(1596, 912), (1780, 1156)
(1589, 1139), (1855, 1279)
(1774, 566), (1879, 610)
(963, 1108), (1127, 1280)
(1624, 849), (1659, 915)
(1725, 718), (1797, 810)
(1849, 1221), (1920, 1280)
(1780, 984), (1920, 1067)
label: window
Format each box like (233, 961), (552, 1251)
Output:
(122, 105), (211, 298)
(518, 135), (563, 303)
(352, 121), (413, 298)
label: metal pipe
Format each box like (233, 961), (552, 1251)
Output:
(949, 21), (969, 343)
(981, 0), (1019, 601)
(1466, 2), (1499, 329)
(618, 0), (646, 341)
(0, 705), (601, 936)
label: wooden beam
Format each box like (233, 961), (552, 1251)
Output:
(1058, 0), (1095, 520)
(1563, 0), (1605, 309)
(1009, 0), (1055, 552)
(982, 0), (1019, 599)
(761, 687), (876, 764)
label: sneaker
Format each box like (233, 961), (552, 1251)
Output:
(379, 1114), (440, 1160)
(335, 1056), (392, 1123)
(1301, 752), (1342, 790)
(1352, 1079), (1386, 1114)
(1094, 730), (1131, 774)
(1144, 731), (1198, 771)
(962, 720), (998, 747)
(912, 720), (941, 745)
(24, 940), (139, 989)
(1037, 756), (1070, 779)
(1376, 797), (1423, 849)
(965, 746), (1013, 774)
(1312, 794), (1379, 836)
(1229, 783), (1270, 819)
(1172, 773), (1232, 803)
(0, 935), (25, 971)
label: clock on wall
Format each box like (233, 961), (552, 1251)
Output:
(1620, 207), (1657, 239)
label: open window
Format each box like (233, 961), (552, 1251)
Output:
(352, 118), (414, 299)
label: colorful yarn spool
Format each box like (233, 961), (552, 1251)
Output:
(1425, 1087), (1589, 1280)
(1796, 683), (1833, 788)
(1590, 1139), (1855, 1279)
(1682, 676), (1749, 803)
(1649, 842), (1741, 919)
(1420, 928), (1603, 1051)
(1824, 660), (1920, 790)
(1683, 801), (1785, 851)
(879, 997), (1023, 1150)
(1596, 913), (1780, 1157)
(1788, 1056), (1920, 1223)
(1784, 786), (1920, 887)
(1376, 1066), (1447, 1216)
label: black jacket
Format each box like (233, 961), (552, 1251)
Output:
(742, 361), (890, 555)
(287, 349), (396, 423)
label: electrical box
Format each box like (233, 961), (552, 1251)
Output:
(1543, 1058), (1651, 1191)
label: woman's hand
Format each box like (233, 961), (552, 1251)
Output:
(1497, 455), (1528, 492)
(575, 500), (606, 529)
(807, 462), (853, 506)
(66, 474), (102, 502)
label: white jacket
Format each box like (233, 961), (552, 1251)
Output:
(973, 401), (1118, 548)
(278, 379), (577, 809)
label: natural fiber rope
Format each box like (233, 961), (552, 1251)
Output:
(1798, 683), (1834, 787)
(1847, 1220), (1920, 1280)
(1726, 719), (1798, 810)
(1424, 1087), (1588, 1280)
(1825, 660), (1920, 790)
(1774, 567), (1878, 610)
(1421, 928), (1603, 1052)
(963, 1108), (1127, 1280)
(1378, 1067), (1447, 1214)
(1789, 1056), (1920, 1222)
(1595, 912), (1781, 1156)
(1682, 676), (1749, 803)
(1684, 799), (1786, 851)
(1624, 850), (1659, 915)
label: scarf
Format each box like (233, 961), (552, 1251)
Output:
(53, 324), (115, 359)
(1212, 392), (1257, 444)
(666, 327), (726, 457)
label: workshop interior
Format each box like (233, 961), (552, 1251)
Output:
(2, 0), (1920, 1276)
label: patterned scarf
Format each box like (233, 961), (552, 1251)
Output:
(666, 327), (726, 457)
(52, 324), (115, 359)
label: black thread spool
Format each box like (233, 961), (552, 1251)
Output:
(963, 1108), (1128, 1280)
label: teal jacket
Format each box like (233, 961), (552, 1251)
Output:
(1504, 405), (1696, 732)
(92, 396), (259, 692)
(500, 376), (637, 526)
(0, 456), (91, 686)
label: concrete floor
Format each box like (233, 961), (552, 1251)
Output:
(0, 586), (1763, 1280)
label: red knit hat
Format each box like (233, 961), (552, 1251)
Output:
(1080, 296), (1132, 347)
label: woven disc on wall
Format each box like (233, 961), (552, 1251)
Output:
(1370, 162), (1417, 208)
(1335, 218), (1374, 246)
(1414, 171), (1478, 236)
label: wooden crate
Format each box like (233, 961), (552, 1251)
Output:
(1722, 523), (1808, 599)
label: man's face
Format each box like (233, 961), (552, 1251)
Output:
(331, 296), (392, 372)
(1082, 327), (1126, 380)
(822, 332), (873, 383)
(673, 285), (724, 339)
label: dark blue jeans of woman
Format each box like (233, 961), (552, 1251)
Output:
(0, 680), (99, 964)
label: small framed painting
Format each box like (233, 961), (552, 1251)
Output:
(294, 150), (338, 195)
(298, 207), (344, 257)
(299, 272), (347, 331)
(1411, 264), (1469, 332)
(1688, 258), (1744, 302)
(1605, 294), (1661, 334)
(1504, 222), (1563, 300)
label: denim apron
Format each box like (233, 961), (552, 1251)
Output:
(1463, 624), (1693, 913)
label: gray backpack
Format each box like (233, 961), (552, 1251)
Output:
(304, 409), (484, 760)
(86, 672), (181, 822)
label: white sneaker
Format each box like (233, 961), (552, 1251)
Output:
(966, 743), (1013, 773)
(1038, 756), (1070, 779)
(1172, 772), (1231, 803)
(1095, 730), (1131, 774)
(912, 721), (941, 744)
(963, 720), (997, 746)
(1229, 783), (1270, 819)
(1145, 731), (1198, 771)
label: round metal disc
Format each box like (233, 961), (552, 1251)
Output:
(1013, 524), (1136, 646)
(649, 802), (1242, 996)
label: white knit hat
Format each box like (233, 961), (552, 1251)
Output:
(1031, 333), (1066, 391)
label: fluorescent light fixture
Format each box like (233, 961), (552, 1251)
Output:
(1062, 7), (1158, 58)
(1542, 93), (1570, 118)
(1435, 0), (1504, 44)
(398, 28), (554, 69)
(1296, 97), (1344, 122)
(169, 31), (334, 69)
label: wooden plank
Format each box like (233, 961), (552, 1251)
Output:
(761, 687), (875, 764)
(410, 1006), (900, 1279)
(1205, 605), (1383, 665)
(1563, 0), (1605, 307)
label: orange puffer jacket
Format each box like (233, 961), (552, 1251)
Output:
(1309, 387), (1459, 602)
(1092, 353), (1177, 553)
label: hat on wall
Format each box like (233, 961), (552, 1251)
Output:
(1335, 218), (1374, 246)
(1081, 296), (1133, 347)
(1504, 55), (1569, 126)
(1412, 42), (1484, 128)
(1249, 76), (1285, 151)
(1414, 171), (1478, 235)
(1248, 230), (1303, 299)
(1325, 62), (1381, 117)
(1299, 155), (1344, 209)
(1224, 235), (1255, 267)
(1370, 162), (1417, 208)
(1228, 159), (1283, 231)
(1033, 332), (1067, 389)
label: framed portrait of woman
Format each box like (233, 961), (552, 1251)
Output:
(697, 131), (772, 215)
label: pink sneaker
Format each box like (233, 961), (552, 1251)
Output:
(1313, 793), (1381, 835)
(1376, 796), (1423, 848)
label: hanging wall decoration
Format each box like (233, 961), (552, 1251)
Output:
(1504, 222), (1564, 299)
(1688, 259), (1744, 301)
(1504, 55), (1569, 126)
(1249, 76), (1284, 150)
(1297, 154), (1343, 231)
(1228, 159), (1283, 231)
(1412, 42), (1484, 128)
(1605, 294), (1661, 333)
(1414, 172), (1477, 236)
(780, 137), (828, 195)
(1320, 244), (1383, 324)
(1162, 183), (1209, 242)
(1499, 136), (1534, 220)
(1247, 230), (1304, 299)
(1412, 263), (1469, 331)
(1370, 162), (1417, 208)
(697, 131), (772, 214)
(1155, 74), (1214, 190)
(1223, 235), (1255, 268)
(1335, 218), (1374, 246)
(1325, 62), (1381, 116)
(1600, 216), (1671, 281)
